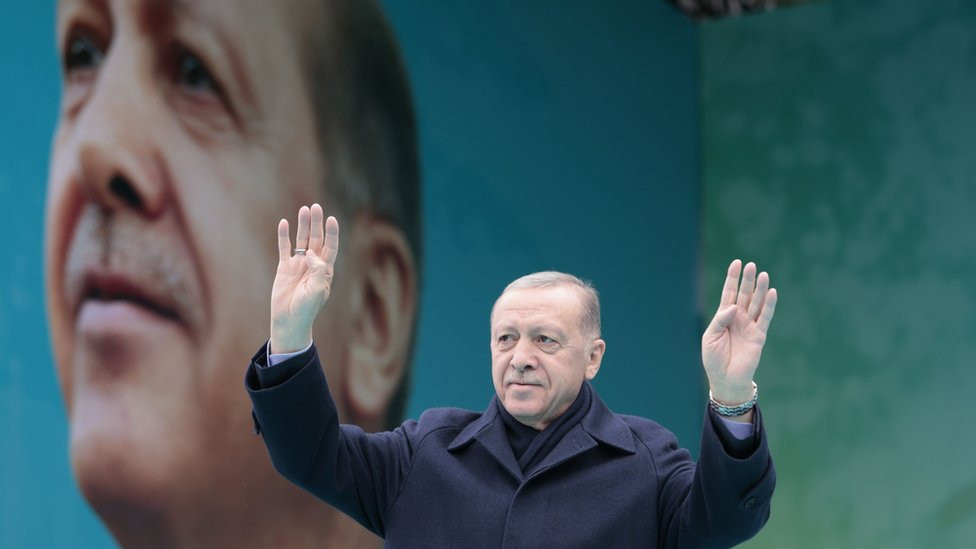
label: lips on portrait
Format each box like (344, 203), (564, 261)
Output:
(63, 203), (206, 350)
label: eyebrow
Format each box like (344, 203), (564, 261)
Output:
(56, 0), (109, 47)
(531, 325), (567, 339)
(493, 323), (567, 338)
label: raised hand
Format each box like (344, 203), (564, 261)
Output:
(269, 204), (340, 354)
(701, 259), (777, 406)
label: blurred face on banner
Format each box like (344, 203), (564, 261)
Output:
(45, 0), (418, 547)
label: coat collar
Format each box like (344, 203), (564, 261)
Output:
(578, 385), (637, 454)
(447, 398), (523, 480)
(446, 384), (636, 478)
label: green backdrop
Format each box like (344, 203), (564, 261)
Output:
(703, 0), (976, 546)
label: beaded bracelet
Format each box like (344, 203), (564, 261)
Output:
(708, 381), (758, 417)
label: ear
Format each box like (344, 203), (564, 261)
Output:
(344, 217), (417, 424)
(584, 338), (606, 381)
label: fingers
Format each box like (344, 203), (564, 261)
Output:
(747, 271), (769, 320)
(735, 261), (757, 310)
(757, 288), (778, 334)
(323, 215), (340, 269)
(277, 219), (291, 262)
(283, 204), (337, 264)
(716, 258), (776, 327)
(719, 259), (742, 309)
(309, 203), (325, 253)
(295, 205), (311, 251)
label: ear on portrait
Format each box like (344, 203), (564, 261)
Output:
(342, 215), (416, 426)
(584, 339), (606, 381)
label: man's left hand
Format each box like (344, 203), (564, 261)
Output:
(702, 259), (778, 412)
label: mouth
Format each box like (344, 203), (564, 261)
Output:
(77, 271), (182, 323)
(59, 204), (204, 338)
(507, 380), (541, 388)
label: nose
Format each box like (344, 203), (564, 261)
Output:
(74, 44), (168, 218)
(511, 339), (537, 372)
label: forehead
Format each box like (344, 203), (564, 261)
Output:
(491, 286), (584, 328)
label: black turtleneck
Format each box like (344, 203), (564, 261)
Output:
(498, 381), (593, 474)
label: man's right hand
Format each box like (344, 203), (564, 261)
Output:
(269, 203), (340, 354)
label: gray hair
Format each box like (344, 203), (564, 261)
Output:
(496, 271), (602, 339)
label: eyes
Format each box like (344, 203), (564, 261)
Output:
(64, 33), (104, 74)
(61, 28), (226, 110)
(495, 333), (560, 351)
(174, 46), (222, 96)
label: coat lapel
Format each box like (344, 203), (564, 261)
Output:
(447, 398), (524, 482)
(527, 423), (597, 476)
(528, 389), (637, 477)
(473, 419), (524, 482)
(446, 389), (637, 483)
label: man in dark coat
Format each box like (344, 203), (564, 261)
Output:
(247, 204), (778, 547)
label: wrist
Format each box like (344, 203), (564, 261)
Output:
(708, 380), (755, 405)
(709, 381), (758, 418)
(269, 332), (312, 355)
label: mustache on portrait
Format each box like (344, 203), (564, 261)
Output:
(62, 204), (205, 333)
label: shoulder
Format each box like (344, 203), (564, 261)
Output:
(614, 413), (683, 452)
(396, 406), (484, 442)
(417, 406), (483, 429)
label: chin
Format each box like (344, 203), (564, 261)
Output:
(73, 434), (183, 549)
(502, 401), (543, 421)
(71, 434), (179, 549)
(69, 390), (182, 507)
(65, 351), (215, 523)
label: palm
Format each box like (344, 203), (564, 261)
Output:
(702, 260), (777, 402)
(703, 305), (767, 380)
(269, 204), (340, 353)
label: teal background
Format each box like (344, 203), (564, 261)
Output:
(385, 0), (703, 449)
(703, 0), (976, 546)
(0, 2), (110, 548)
(1, 1), (700, 546)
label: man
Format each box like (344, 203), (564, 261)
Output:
(248, 206), (778, 547)
(44, 0), (418, 547)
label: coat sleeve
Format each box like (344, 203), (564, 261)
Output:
(244, 342), (412, 538)
(654, 405), (776, 548)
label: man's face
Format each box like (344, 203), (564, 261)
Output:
(46, 0), (347, 518)
(490, 286), (603, 430)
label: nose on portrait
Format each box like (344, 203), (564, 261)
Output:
(76, 133), (167, 219)
(74, 62), (168, 219)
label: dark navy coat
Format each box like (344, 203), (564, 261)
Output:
(246, 344), (775, 548)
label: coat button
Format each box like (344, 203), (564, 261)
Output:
(743, 497), (756, 509)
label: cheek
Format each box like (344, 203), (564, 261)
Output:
(491, 357), (504, 383)
(45, 136), (80, 263)
(549, 364), (577, 390)
(491, 353), (511, 386)
(173, 146), (309, 256)
(191, 205), (276, 323)
(195, 223), (276, 392)
(46, 136), (85, 398)
(172, 152), (314, 379)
